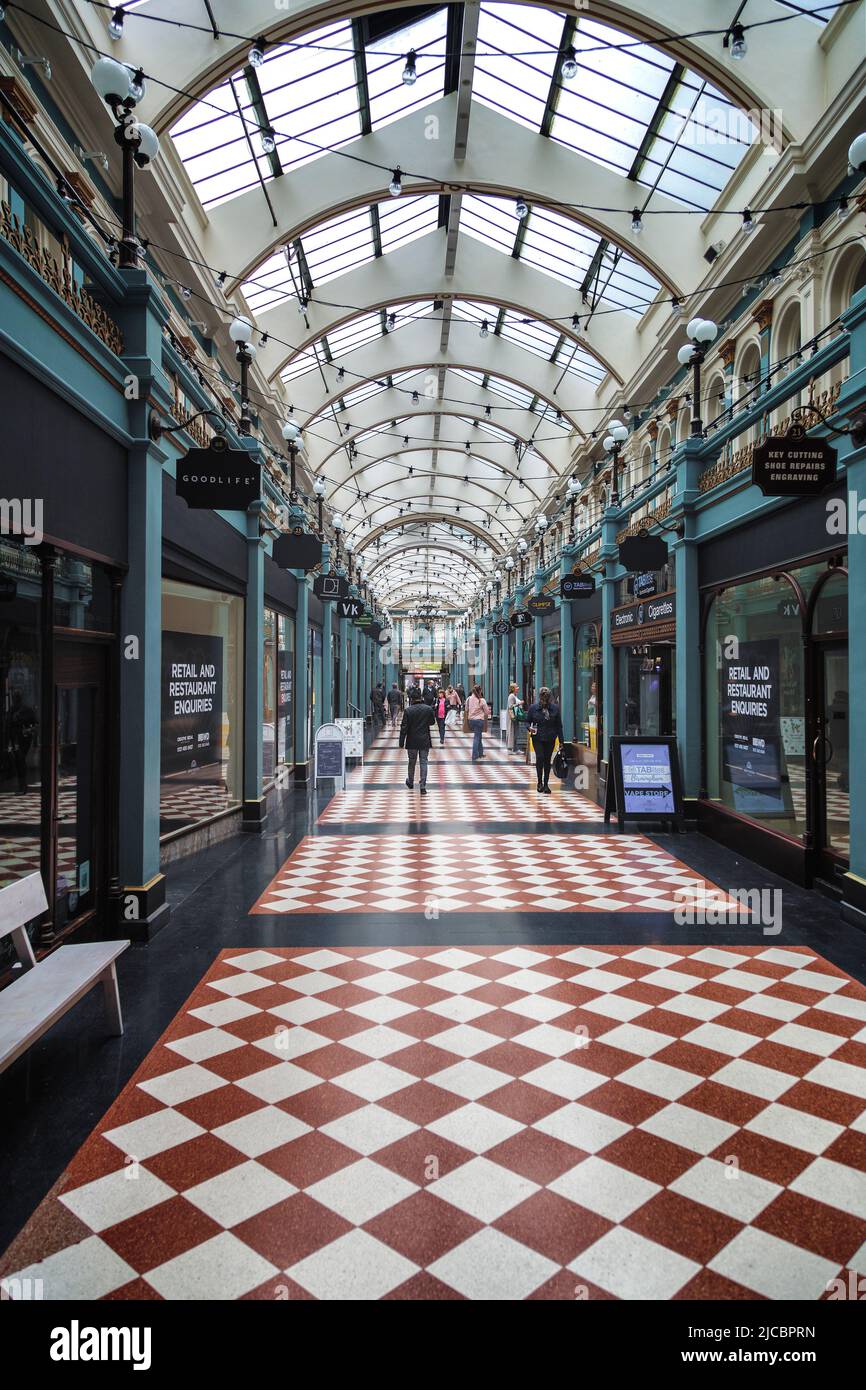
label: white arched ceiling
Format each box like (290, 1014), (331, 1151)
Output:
(76, 0), (852, 614)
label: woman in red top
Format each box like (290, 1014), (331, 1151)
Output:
(435, 689), (447, 746)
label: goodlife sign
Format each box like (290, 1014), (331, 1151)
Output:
(176, 440), (260, 510)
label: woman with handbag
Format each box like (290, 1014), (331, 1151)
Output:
(435, 689), (448, 746)
(466, 685), (490, 763)
(506, 682), (523, 753)
(525, 686), (563, 794)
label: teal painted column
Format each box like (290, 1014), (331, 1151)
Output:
(559, 544), (575, 739)
(671, 434), (709, 802)
(320, 542), (333, 725)
(514, 582), (527, 702)
(242, 484), (267, 831)
(599, 507), (622, 765)
(837, 287), (866, 919)
(293, 573), (310, 782)
(532, 569), (543, 700)
(118, 269), (170, 936)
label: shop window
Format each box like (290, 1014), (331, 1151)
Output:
(705, 573), (805, 837)
(263, 609), (277, 781)
(0, 541), (42, 899)
(54, 554), (113, 631)
(542, 633), (560, 702)
(575, 623), (600, 750)
(160, 579), (243, 834)
(278, 613), (294, 766)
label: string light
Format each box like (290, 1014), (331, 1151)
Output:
(631, 207), (643, 234)
(389, 169), (403, 197)
(108, 7), (125, 41)
(561, 45), (578, 81)
(402, 50), (417, 85)
(515, 196), (528, 221)
(248, 36), (266, 68)
(741, 210), (756, 235)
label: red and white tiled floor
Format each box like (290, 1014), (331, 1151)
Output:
(252, 835), (741, 915)
(318, 789), (603, 825)
(3, 945), (865, 1301)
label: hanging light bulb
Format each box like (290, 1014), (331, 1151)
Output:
(837, 196), (850, 220)
(260, 126), (276, 155)
(631, 207), (643, 234)
(402, 49), (417, 85)
(728, 23), (747, 61)
(561, 45), (578, 81)
(572, 314), (580, 331)
(249, 36), (266, 68)
(214, 270), (227, 289)
(180, 285), (191, 301)
(389, 169), (403, 198)
(387, 311), (396, 329)
(479, 319), (489, 339)
(741, 209), (756, 235)
(108, 6), (125, 40)
(127, 66), (146, 103)
(670, 297), (682, 317)
(514, 195), (528, 221)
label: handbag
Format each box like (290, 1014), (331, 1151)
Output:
(552, 747), (568, 780)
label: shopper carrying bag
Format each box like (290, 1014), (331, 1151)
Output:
(466, 685), (491, 762)
(525, 686), (564, 794)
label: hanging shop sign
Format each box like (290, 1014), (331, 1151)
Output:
(492, 619), (511, 636)
(604, 735), (684, 831)
(527, 594), (556, 616)
(720, 637), (794, 818)
(619, 533), (668, 572)
(611, 591), (676, 641)
(752, 425), (837, 497)
(313, 573), (349, 601)
(161, 631), (223, 775)
(561, 572), (595, 599)
(509, 609), (532, 629)
(628, 571), (658, 599)
(176, 439), (261, 510)
(314, 722), (346, 788)
(337, 597), (364, 619)
(272, 529), (323, 573)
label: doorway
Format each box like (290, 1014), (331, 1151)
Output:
(811, 639), (849, 872)
(52, 640), (108, 930)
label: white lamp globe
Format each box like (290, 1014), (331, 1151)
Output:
(505, 556), (514, 570)
(333, 513), (344, 531)
(133, 123), (160, 165)
(677, 344), (696, 367)
(282, 419), (302, 444)
(848, 133), (866, 172)
(229, 316), (253, 344)
(611, 421), (628, 443)
(517, 538), (528, 554)
(603, 434), (615, 452)
(535, 514), (548, 532)
(91, 57), (133, 105)
(486, 581), (493, 593)
(494, 568), (502, 580)
(568, 476), (581, 496)
(242, 342), (257, 362)
(694, 318), (718, 344)
(313, 476), (326, 496)
(686, 316), (704, 341)
(346, 537), (354, 553)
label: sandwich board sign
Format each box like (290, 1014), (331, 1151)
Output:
(604, 735), (684, 832)
(315, 722), (346, 789)
(334, 717), (364, 758)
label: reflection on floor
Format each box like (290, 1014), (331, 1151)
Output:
(3, 944), (865, 1301)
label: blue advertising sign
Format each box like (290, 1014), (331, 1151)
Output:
(620, 742), (677, 814)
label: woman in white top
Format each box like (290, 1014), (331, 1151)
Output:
(506, 682), (522, 752)
(466, 686), (491, 763)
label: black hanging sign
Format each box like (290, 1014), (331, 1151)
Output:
(272, 530), (323, 572)
(313, 573), (349, 601)
(527, 594), (556, 616)
(510, 609), (532, 629)
(619, 532), (668, 572)
(337, 597), (363, 619)
(561, 573), (595, 599)
(752, 424), (836, 497)
(176, 438), (261, 511)
(492, 619), (511, 636)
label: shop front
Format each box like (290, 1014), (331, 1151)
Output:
(610, 590), (677, 737)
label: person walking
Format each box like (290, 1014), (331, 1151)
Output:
(399, 688), (436, 795)
(525, 686), (563, 793)
(371, 682), (386, 729)
(445, 685), (462, 734)
(387, 682), (403, 727)
(434, 689), (448, 746)
(506, 682), (523, 753)
(466, 684), (490, 763)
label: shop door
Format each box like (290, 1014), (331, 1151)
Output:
(53, 641), (107, 929)
(811, 640), (849, 871)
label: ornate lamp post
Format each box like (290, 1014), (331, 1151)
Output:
(517, 538), (528, 585)
(332, 512), (344, 566)
(602, 419), (629, 505)
(313, 476), (326, 535)
(534, 514), (548, 568)
(90, 57), (159, 268)
(281, 417), (303, 498)
(504, 555), (514, 595)
(677, 318), (718, 437)
(229, 316), (256, 435)
(567, 475), (581, 540)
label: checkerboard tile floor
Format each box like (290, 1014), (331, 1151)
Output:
(3, 945), (865, 1301)
(347, 764), (535, 787)
(251, 835), (742, 915)
(159, 783), (233, 824)
(0, 835), (77, 890)
(318, 789), (604, 825)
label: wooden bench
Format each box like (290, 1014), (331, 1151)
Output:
(0, 872), (130, 1074)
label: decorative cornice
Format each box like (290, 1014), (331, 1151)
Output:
(751, 298), (774, 332)
(719, 338), (737, 367)
(0, 76), (38, 124)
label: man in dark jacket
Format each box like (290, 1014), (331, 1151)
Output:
(525, 686), (564, 793)
(386, 683), (404, 726)
(399, 689), (436, 794)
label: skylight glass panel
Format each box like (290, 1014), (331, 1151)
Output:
(170, 22), (361, 208)
(643, 80), (755, 209)
(451, 301), (603, 384)
(366, 9), (448, 129)
(281, 346), (321, 383)
(473, 4), (563, 132)
(324, 312), (384, 358)
(340, 371), (416, 408)
(378, 196), (440, 254)
(300, 206), (375, 284)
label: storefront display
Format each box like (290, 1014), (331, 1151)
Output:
(542, 633), (561, 702)
(278, 614), (294, 768)
(160, 579), (243, 833)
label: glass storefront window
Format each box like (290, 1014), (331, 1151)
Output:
(542, 633), (561, 702)
(160, 579), (243, 834)
(575, 623), (600, 750)
(307, 626), (322, 752)
(619, 644), (675, 736)
(278, 613), (294, 766)
(263, 609), (277, 782)
(54, 555), (113, 631)
(705, 573), (806, 838)
(0, 541), (42, 892)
